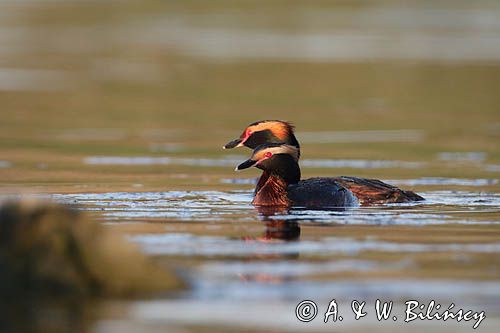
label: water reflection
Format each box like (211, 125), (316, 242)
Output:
(257, 204), (357, 225)
(1, 0), (499, 331)
(235, 207), (300, 284)
(256, 206), (301, 241)
(237, 205), (355, 283)
(83, 155), (425, 169)
(261, 220), (301, 241)
(45, 189), (500, 226)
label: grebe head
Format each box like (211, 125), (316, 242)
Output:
(223, 120), (299, 151)
(235, 143), (301, 184)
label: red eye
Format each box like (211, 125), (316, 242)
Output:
(246, 129), (253, 137)
(264, 152), (273, 158)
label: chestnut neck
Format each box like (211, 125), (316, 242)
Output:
(252, 173), (290, 206)
(252, 155), (301, 206)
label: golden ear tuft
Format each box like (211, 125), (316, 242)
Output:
(249, 120), (292, 140)
(271, 123), (289, 140)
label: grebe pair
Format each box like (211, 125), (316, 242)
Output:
(224, 120), (423, 207)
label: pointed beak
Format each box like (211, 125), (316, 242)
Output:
(235, 159), (257, 171)
(223, 138), (243, 149)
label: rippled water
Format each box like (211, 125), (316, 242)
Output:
(84, 155), (427, 169)
(1, 1), (499, 332)
(39, 182), (500, 332)
(52, 187), (500, 224)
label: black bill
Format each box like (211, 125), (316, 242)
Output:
(235, 159), (257, 171)
(223, 138), (242, 149)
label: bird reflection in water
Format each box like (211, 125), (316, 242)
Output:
(257, 206), (301, 241)
(237, 206), (351, 284)
(237, 206), (300, 284)
(240, 206), (301, 243)
(243, 205), (349, 243)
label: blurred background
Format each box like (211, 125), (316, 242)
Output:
(0, 0), (499, 192)
(0, 1), (499, 333)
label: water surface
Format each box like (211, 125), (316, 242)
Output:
(43, 186), (500, 332)
(0, 0), (499, 332)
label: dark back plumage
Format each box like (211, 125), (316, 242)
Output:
(227, 121), (424, 206)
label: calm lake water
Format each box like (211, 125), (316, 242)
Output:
(0, 0), (499, 332)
